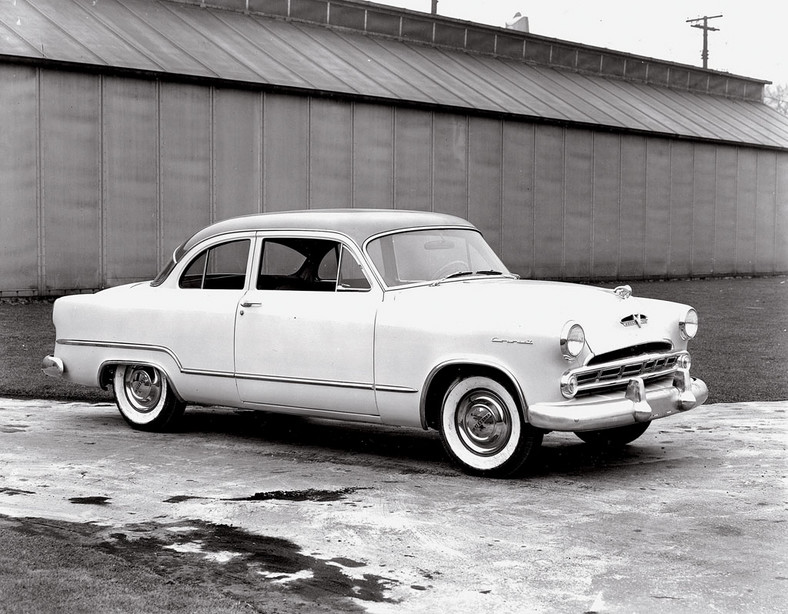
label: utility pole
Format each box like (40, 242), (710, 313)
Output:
(686, 14), (722, 69)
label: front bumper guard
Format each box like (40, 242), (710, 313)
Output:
(527, 368), (708, 432)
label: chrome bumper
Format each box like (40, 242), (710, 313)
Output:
(42, 355), (64, 378)
(527, 369), (708, 432)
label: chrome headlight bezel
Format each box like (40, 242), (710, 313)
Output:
(679, 308), (699, 340)
(560, 321), (586, 360)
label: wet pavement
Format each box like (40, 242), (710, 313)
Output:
(0, 397), (786, 613)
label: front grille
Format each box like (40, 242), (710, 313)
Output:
(572, 350), (685, 395)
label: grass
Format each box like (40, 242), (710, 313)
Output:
(1, 276), (786, 405)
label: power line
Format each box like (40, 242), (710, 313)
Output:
(686, 14), (723, 69)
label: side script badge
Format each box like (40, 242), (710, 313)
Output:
(492, 337), (534, 345)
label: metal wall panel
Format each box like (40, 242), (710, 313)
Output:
(432, 113), (469, 220)
(1, 67), (786, 297)
(755, 151), (778, 273)
(468, 118), (503, 254)
(40, 71), (101, 292)
(0, 66), (38, 294)
(213, 89), (263, 221)
(309, 99), (353, 209)
(263, 94), (309, 211)
(644, 138), (671, 278)
(691, 145), (717, 275)
(563, 130), (594, 279)
(713, 148), (738, 274)
(591, 133), (622, 278)
(533, 125), (565, 278)
(393, 109), (432, 211)
(501, 122), (535, 278)
(103, 77), (159, 286)
(159, 83), (212, 260)
(619, 136), (647, 278)
(777, 156), (788, 271)
(735, 151), (758, 274)
(352, 103), (394, 209)
(668, 142), (694, 277)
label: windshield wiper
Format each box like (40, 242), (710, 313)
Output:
(431, 270), (511, 286)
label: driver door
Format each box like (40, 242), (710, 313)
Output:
(235, 236), (380, 416)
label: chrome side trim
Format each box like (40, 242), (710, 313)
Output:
(236, 372), (416, 394)
(58, 339), (185, 370)
(57, 339), (416, 393)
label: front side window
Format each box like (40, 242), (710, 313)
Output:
(258, 238), (370, 292)
(366, 228), (508, 288)
(179, 239), (250, 290)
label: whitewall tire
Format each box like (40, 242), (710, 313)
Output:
(440, 376), (542, 477)
(113, 364), (185, 432)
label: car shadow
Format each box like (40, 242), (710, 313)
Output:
(168, 407), (673, 479)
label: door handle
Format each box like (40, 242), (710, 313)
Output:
(240, 301), (262, 308)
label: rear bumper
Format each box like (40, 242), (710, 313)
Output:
(42, 355), (64, 378)
(527, 369), (708, 432)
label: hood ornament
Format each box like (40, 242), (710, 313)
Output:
(614, 285), (632, 299)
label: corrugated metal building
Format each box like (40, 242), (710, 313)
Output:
(1, 0), (787, 296)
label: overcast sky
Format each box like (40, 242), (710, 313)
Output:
(381, 1), (787, 86)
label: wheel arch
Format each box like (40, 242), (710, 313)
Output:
(421, 360), (527, 430)
(99, 360), (184, 402)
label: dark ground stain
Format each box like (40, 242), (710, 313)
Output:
(226, 487), (364, 502)
(164, 487), (366, 505)
(0, 487), (35, 496)
(163, 495), (206, 504)
(330, 556), (366, 568)
(69, 496), (111, 505)
(2, 513), (398, 612)
(102, 518), (398, 611)
(0, 425), (28, 433)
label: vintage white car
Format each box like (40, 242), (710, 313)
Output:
(43, 209), (707, 477)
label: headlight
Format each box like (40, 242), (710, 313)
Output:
(560, 321), (585, 360)
(679, 309), (699, 340)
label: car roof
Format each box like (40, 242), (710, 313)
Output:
(178, 209), (477, 256)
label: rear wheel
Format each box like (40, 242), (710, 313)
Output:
(574, 422), (651, 447)
(439, 376), (542, 478)
(113, 364), (185, 432)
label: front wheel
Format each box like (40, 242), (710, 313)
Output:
(574, 422), (651, 447)
(113, 364), (185, 432)
(439, 376), (542, 478)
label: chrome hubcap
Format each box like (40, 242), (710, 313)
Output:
(456, 390), (511, 456)
(124, 367), (162, 413)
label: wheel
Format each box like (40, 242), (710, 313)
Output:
(574, 422), (651, 447)
(439, 376), (542, 478)
(113, 364), (185, 432)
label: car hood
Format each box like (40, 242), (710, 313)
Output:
(387, 278), (691, 355)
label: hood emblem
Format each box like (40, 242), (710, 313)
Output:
(614, 285), (633, 299)
(621, 314), (648, 328)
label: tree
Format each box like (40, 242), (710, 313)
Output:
(764, 84), (788, 115)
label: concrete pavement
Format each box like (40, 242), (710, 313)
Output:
(0, 397), (785, 613)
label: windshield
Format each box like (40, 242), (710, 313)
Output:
(150, 242), (189, 287)
(366, 228), (510, 288)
